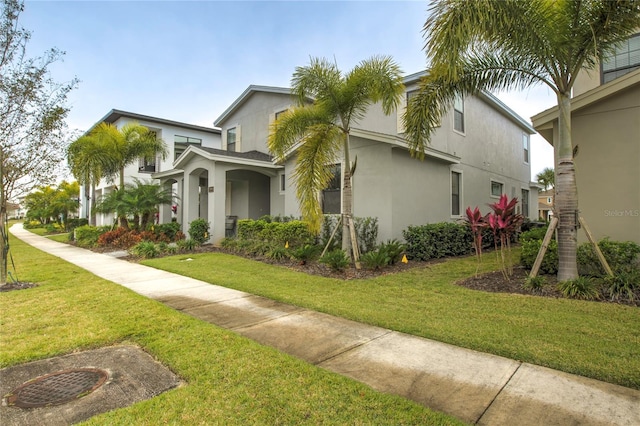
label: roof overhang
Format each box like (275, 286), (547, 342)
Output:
(214, 85), (292, 126)
(86, 109), (221, 135)
(174, 145), (281, 171)
(351, 128), (461, 164)
(532, 69), (640, 145)
(403, 71), (535, 134)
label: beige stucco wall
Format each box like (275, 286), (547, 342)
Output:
(572, 85), (640, 243)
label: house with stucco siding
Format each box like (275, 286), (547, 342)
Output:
(532, 32), (640, 244)
(149, 71), (538, 244)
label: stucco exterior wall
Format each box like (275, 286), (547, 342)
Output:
(220, 92), (293, 153)
(572, 85), (640, 243)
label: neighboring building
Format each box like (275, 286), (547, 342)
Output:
(538, 189), (554, 221)
(153, 72), (538, 244)
(532, 33), (640, 244)
(6, 202), (23, 220)
(82, 110), (221, 225)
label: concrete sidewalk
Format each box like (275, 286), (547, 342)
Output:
(9, 225), (640, 425)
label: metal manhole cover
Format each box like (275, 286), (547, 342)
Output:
(4, 368), (108, 408)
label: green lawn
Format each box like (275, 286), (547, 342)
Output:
(1, 233), (461, 425)
(142, 249), (640, 390)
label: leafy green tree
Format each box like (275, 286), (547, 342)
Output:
(403, 0), (640, 281)
(23, 181), (78, 225)
(536, 167), (555, 191)
(94, 179), (173, 230)
(268, 56), (404, 264)
(1, 0), (78, 284)
(90, 122), (168, 227)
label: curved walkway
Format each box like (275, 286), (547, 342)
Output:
(10, 224), (640, 425)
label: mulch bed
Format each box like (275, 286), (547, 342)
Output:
(0, 281), (38, 292)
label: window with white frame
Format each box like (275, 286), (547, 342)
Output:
(521, 189), (530, 217)
(451, 171), (461, 216)
(227, 128), (236, 152)
(279, 172), (286, 193)
(453, 95), (465, 133)
(491, 180), (503, 197)
(602, 33), (640, 84)
(523, 134), (530, 164)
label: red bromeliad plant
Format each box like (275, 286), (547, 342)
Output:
(487, 195), (524, 280)
(465, 206), (488, 276)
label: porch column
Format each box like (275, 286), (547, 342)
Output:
(210, 165), (227, 244)
(158, 180), (173, 224)
(184, 172), (200, 228)
(176, 178), (184, 227)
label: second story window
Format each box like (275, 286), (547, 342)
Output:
(227, 128), (236, 152)
(453, 95), (464, 133)
(523, 134), (530, 164)
(602, 33), (640, 84)
(174, 135), (202, 160)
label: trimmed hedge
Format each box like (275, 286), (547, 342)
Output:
(403, 223), (472, 261)
(236, 219), (315, 249)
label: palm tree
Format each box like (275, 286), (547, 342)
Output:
(536, 167), (555, 192)
(403, 0), (640, 281)
(91, 122), (168, 227)
(94, 179), (174, 230)
(268, 56), (404, 263)
(67, 135), (111, 225)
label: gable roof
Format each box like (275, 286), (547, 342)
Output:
(403, 71), (535, 134)
(88, 109), (221, 135)
(214, 85), (292, 127)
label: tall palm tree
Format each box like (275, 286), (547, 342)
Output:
(67, 135), (111, 225)
(91, 122), (168, 227)
(268, 56), (404, 263)
(536, 167), (555, 192)
(403, 0), (640, 281)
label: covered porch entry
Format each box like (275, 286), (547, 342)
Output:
(153, 147), (281, 243)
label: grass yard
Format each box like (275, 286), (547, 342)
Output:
(143, 249), (640, 390)
(0, 233), (462, 425)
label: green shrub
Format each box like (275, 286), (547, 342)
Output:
(23, 220), (44, 229)
(188, 219), (210, 245)
(603, 268), (640, 302)
(66, 218), (88, 234)
(177, 238), (198, 251)
(291, 244), (321, 264)
(523, 276), (546, 293)
(320, 249), (350, 272)
(577, 239), (640, 276)
(520, 239), (558, 275)
(236, 219), (315, 248)
(403, 222), (471, 261)
(354, 217), (379, 254)
(154, 222), (181, 241)
(519, 226), (550, 243)
(130, 241), (160, 259)
(319, 215), (380, 254)
(361, 250), (390, 270)
(558, 277), (600, 300)
(379, 239), (405, 265)
(74, 225), (106, 248)
(267, 246), (290, 261)
(45, 223), (64, 233)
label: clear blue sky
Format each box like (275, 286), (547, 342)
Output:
(22, 0), (555, 178)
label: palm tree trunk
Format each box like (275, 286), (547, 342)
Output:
(555, 92), (579, 281)
(90, 183), (96, 226)
(341, 132), (353, 256)
(118, 167), (128, 228)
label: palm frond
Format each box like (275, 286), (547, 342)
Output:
(267, 104), (335, 162)
(292, 124), (343, 233)
(291, 57), (343, 106)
